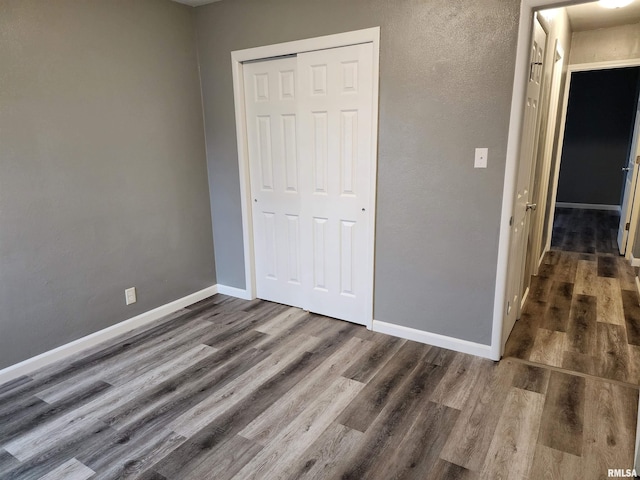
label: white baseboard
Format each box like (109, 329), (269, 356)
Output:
(520, 286), (530, 310)
(0, 285), (219, 385)
(538, 250), (546, 270)
(216, 284), (252, 300)
(631, 254), (640, 267)
(556, 202), (621, 213)
(372, 320), (493, 360)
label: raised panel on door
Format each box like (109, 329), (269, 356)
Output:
(243, 56), (304, 308)
(298, 43), (374, 325)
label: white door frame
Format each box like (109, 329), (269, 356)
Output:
(545, 57), (640, 257)
(231, 27), (381, 329)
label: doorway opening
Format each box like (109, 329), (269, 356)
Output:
(498, 0), (640, 404)
(549, 66), (640, 258)
(494, 0), (640, 471)
(551, 67), (640, 264)
(498, 1), (640, 364)
(231, 28), (380, 329)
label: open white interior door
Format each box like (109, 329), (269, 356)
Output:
(529, 41), (564, 277)
(502, 17), (547, 351)
(618, 94), (640, 255)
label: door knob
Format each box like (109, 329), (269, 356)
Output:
(622, 167), (631, 172)
(526, 203), (537, 211)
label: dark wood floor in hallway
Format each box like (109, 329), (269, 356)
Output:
(505, 207), (640, 385)
(0, 292), (637, 479)
(550, 207), (622, 255)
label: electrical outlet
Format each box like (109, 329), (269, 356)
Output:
(125, 287), (137, 305)
(474, 147), (488, 168)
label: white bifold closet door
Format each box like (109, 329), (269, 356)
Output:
(244, 56), (303, 309)
(243, 43), (374, 325)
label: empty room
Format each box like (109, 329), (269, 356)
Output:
(1, 0), (639, 479)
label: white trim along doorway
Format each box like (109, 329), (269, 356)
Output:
(231, 27), (381, 330)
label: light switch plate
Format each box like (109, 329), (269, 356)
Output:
(475, 148), (488, 168)
(125, 287), (137, 305)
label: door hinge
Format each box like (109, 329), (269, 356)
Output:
(626, 222), (631, 231)
(636, 155), (640, 165)
(509, 216), (513, 227)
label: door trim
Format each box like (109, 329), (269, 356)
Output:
(231, 27), (381, 330)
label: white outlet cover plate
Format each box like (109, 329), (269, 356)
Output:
(475, 147), (488, 168)
(125, 287), (137, 305)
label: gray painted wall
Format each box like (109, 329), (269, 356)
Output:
(0, 0), (215, 369)
(195, 0), (520, 345)
(570, 22), (640, 65)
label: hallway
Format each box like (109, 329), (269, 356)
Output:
(505, 208), (640, 385)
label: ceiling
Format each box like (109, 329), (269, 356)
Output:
(174, 0), (640, 29)
(171, 0), (221, 6)
(564, 1), (640, 31)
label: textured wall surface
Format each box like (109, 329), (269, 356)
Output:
(570, 22), (640, 65)
(0, 0), (215, 368)
(195, 0), (520, 345)
(556, 68), (640, 206)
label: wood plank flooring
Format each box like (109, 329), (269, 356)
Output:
(551, 207), (621, 255)
(0, 293), (637, 479)
(506, 207), (640, 385)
